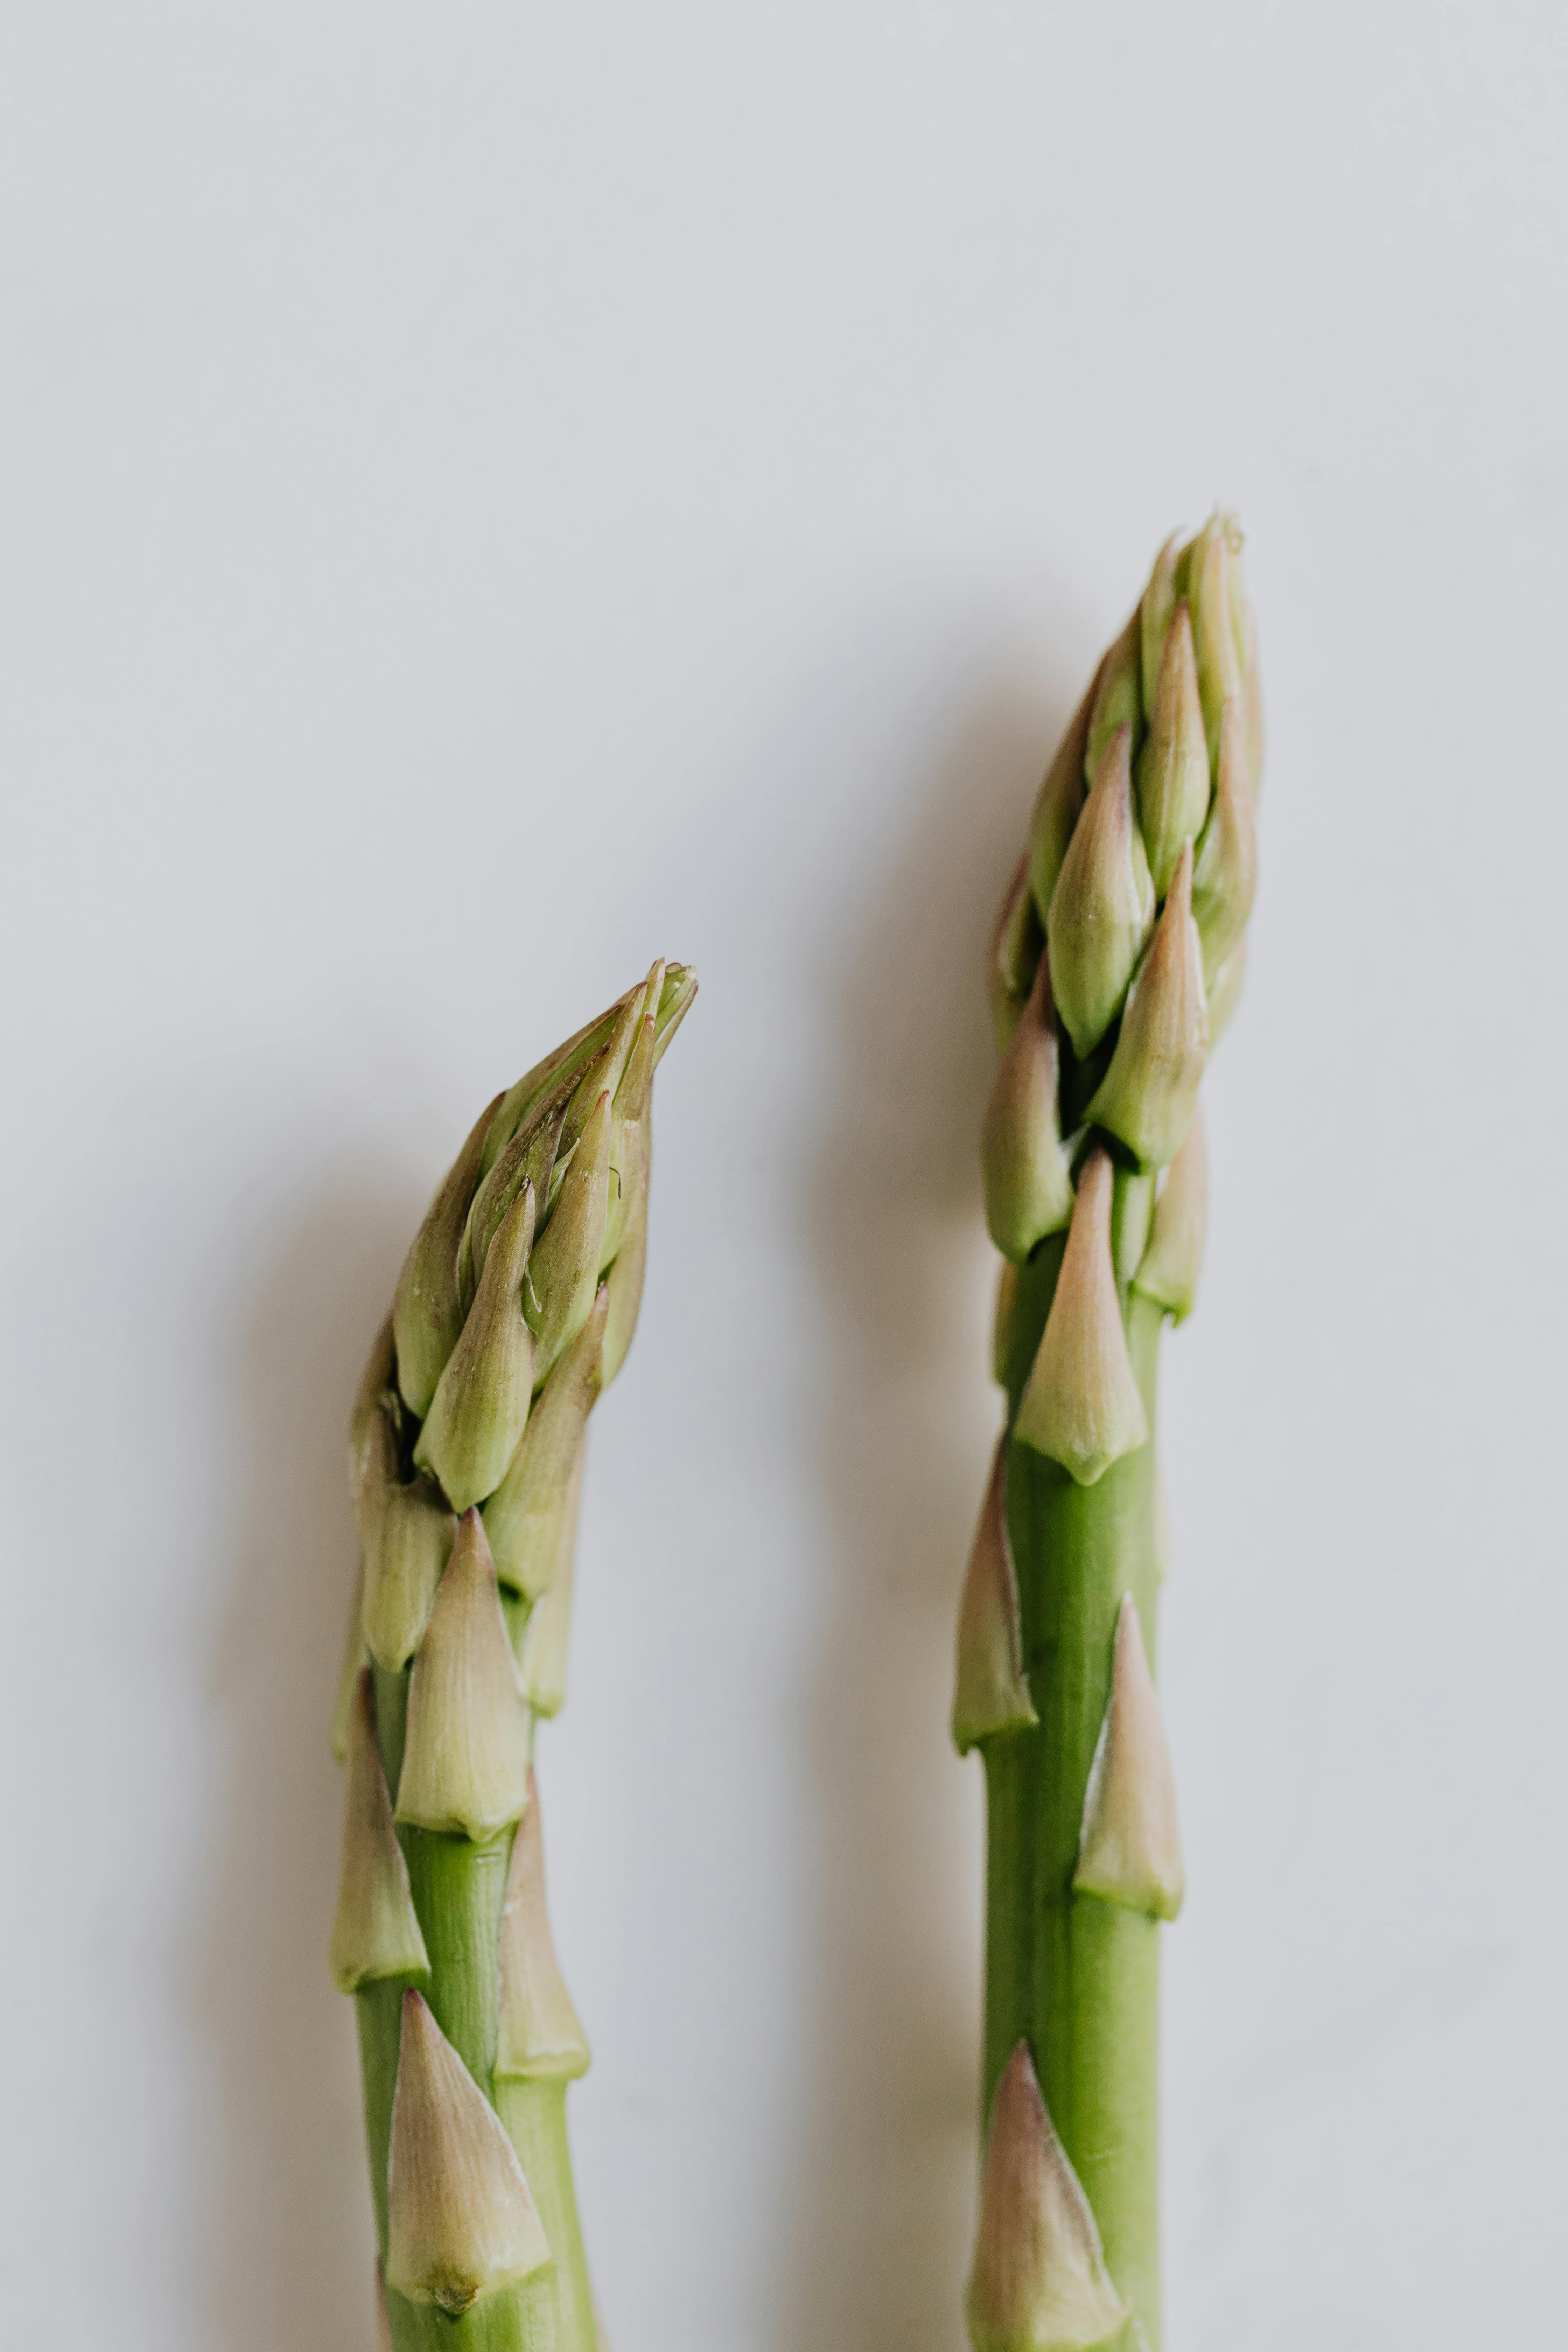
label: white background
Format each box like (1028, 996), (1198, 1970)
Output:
(1, 5), (1563, 2346)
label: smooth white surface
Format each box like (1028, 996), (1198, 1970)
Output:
(1, 5), (1563, 2345)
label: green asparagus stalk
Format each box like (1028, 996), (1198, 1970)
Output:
(331, 961), (696, 2351)
(958, 518), (1260, 2351)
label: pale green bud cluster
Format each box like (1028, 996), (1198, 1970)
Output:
(357, 961), (694, 1680)
(980, 517), (1259, 1490)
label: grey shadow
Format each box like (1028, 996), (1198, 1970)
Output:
(778, 668), (1079, 2352)
(188, 1172), (415, 2351)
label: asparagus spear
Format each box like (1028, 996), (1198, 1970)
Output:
(331, 961), (696, 2351)
(959, 518), (1260, 2351)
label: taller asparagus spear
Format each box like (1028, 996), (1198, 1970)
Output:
(331, 961), (696, 2352)
(958, 517), (1260, 2351)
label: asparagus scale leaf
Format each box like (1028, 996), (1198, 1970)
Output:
(959, 519), (1260, 2350)
(331, 962), (694, 2351)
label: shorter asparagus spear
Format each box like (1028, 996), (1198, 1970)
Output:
(331, 962), (695, 2351)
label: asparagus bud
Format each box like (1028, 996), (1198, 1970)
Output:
(988, 855), (1043, 1057)
(526, 1089), (614, 1382)
(612, 969), (661, 1124)
(357, 1406), (456, 1673)
(481, 1002), (629, 1180)
(1138, 531), (1181, 713)
(980, 951), (1074, 1265)
(600, 1182), (648, 1390)
(604, 969), (662, 1254)
(1191, 698), (1258, 986)
(331, 1673), (430, 1993)
(415, 1183), (538, 1514)
(652, 961), (700, 1061)
(392, 1095), (501, 1419)
(1135, 602), (1210, 900)
(385, 1990), (550, 2314)
(1015, 1152), (1148, 1484)
(1187, 512), (1245, 765)
(460, 1085), (570, 1319)
(1132, 1106), (1208, 1323)
(1026, 673), (1096, 925)
(496, 1768), (591, 2081)
(966, 2041), (1128, 2352)
(952, 1437), (1037, 1753)
(396, 1511), (531, 1841)
(1085, 840), (1208, 1172)
(351, 1316), (396, 1487)
(1083, 611), (1143, 782)
(562, 985), (646, 1156)
(484, 1286), (607, 1600)
(1072, 1596), (1184, 1921)
(1110, 1168), (1155, 1290)
(1048, 726), (1155, 1060)
(517, 1452), (583, 1718)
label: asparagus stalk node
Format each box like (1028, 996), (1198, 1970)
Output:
(331, 962), (695, 2351)
(967, 2042), (1128, 2352)
(385, 1988), (551, 2313)
(959, 519), (1260, 2348)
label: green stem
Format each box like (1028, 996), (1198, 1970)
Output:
(989, 1232), (1166, 2346)
(495, 2081), (598, 2351)
(403, 1824), (514, 2086)
(365, 1663), (597, 2352)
